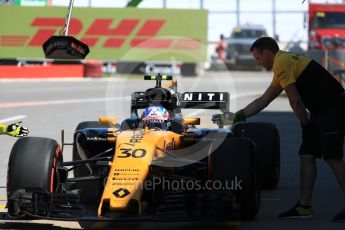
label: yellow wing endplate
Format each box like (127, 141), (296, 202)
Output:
(99, 117), (117, 125)
(183, 117), (200, 126)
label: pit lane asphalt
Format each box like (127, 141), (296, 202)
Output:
(0, 71), (344, 229)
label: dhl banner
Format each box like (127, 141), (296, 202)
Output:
(0, 6), (207, 61)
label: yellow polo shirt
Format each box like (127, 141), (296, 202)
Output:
(271, 50), (312, 89)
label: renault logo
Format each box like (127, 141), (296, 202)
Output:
(113, 188), (130, 198)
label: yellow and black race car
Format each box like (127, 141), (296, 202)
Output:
(6, 74), (280, 223)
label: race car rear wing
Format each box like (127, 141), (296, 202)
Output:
(180, 92), (230, 112)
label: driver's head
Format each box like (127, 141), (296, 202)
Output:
(141, 106), (170, 130)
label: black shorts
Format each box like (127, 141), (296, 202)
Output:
(299, 103), (345, 159)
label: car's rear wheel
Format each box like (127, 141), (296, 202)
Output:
(7, 137), (63, 218)
(210, 136), (260, 220)
(232, 122), (280, 189)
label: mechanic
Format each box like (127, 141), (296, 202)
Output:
(141, 105), (170, 130)
(0, 122), (29, 137)
(224, 36), (345, 221)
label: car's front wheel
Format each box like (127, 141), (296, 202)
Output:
(7, 137), (63, 218)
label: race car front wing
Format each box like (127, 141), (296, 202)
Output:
(7, 184), (239, 221)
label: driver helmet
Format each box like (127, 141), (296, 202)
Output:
(141, 106), (170, 130)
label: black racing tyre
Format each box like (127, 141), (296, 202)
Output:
(7, 137), (63, 218)
(73, 121), (112, 204)
(232, 122), (280, 189)
(210, 136), (260, 220)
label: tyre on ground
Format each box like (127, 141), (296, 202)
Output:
(7, 137), (63, 218)
(210, 136), (260, 220)
(232, 122), (280, 189)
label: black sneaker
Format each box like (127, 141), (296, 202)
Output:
(333, 208), (345, 222)
(278, 201), (315, 219)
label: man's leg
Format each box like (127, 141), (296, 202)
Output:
(278, 115), (319, 219)
(300, 155), (317, 206)
(321, 112), (345, 221)
(325, 159), (345, 222)
(325, 159), (345, 195)
(278, 154), (316, 219)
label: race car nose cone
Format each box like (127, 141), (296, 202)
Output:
(43, 36), (90, 59)
(113, 188), (131, 198)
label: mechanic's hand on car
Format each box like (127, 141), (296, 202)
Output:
(211, 112), (233, 126)
(2, 122), (29, 137)
(233, 109), (246, 124)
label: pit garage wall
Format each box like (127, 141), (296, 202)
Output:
(0, 6), (207, 77)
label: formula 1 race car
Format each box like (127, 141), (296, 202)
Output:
(6, 74), (280, 224)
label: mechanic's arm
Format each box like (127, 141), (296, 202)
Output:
(0, 123), (29, 137)
(242, 85), (283, 118)
(0, 124), (7, 134)
(284, 84), (308, 125)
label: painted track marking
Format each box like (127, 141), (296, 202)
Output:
(0, 115), (27, 123)
(0, 96), (130, 109)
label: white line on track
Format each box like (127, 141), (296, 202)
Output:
(230, 91), (264, 99)
(0, 91), (263, 110)
(0, 96), (130, 108)
(0, 115), (27, 123)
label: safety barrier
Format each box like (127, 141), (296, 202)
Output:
(0, 64), (84, 78)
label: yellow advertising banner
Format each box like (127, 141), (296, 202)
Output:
(0, 6), (208, 61)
